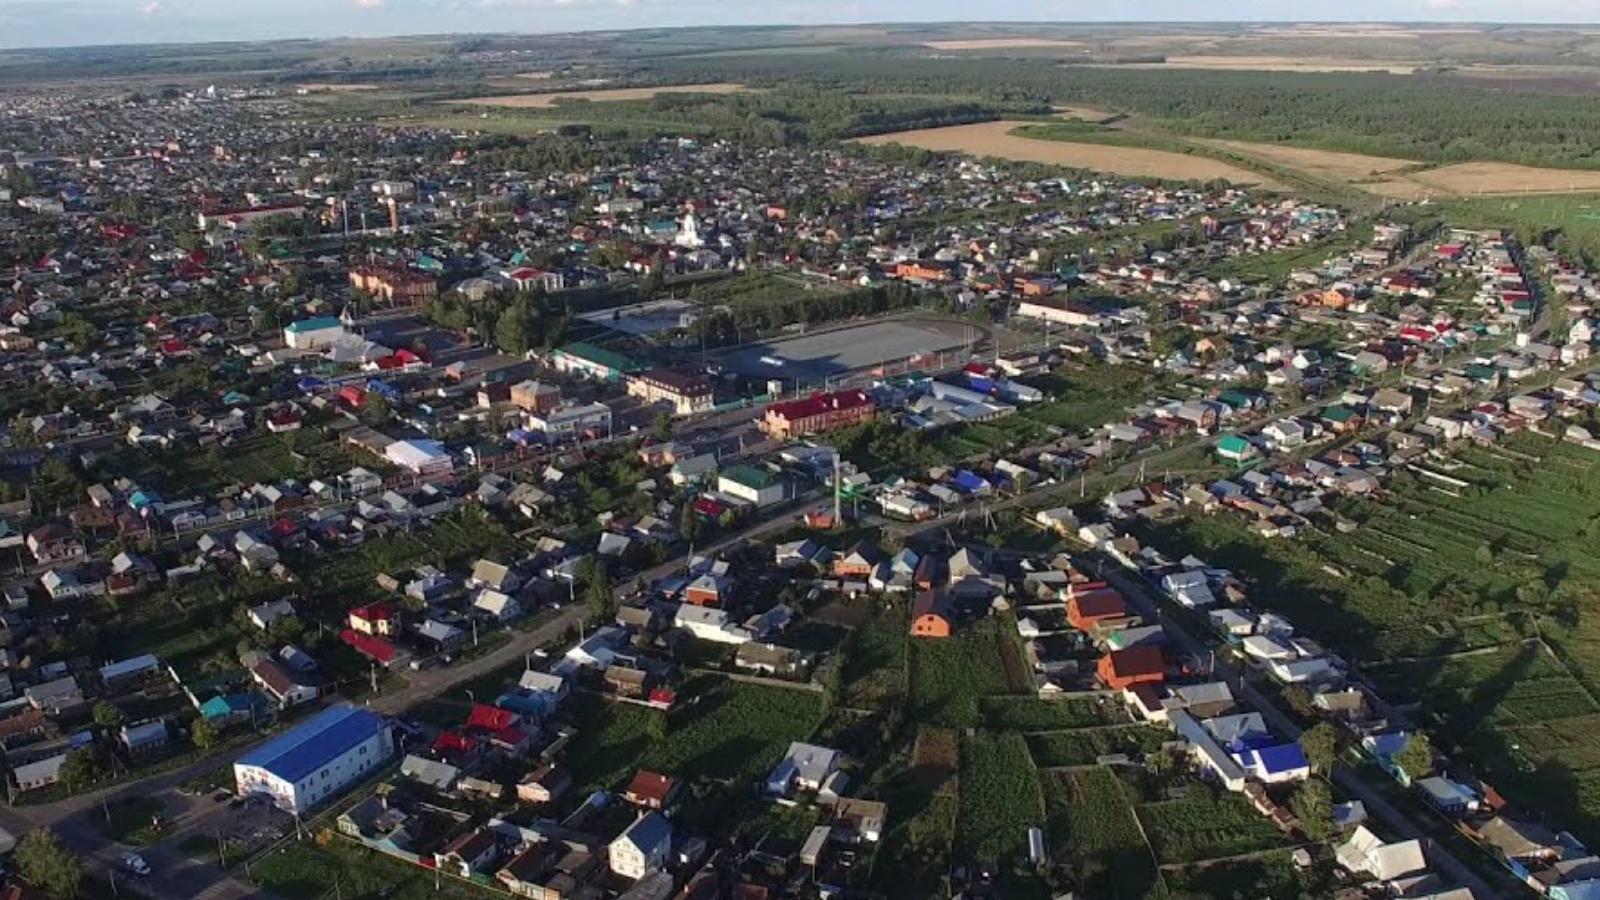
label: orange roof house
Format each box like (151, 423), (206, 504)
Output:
(1066, 584), (1129, 632)
(1097, 646), (1165, 691)
(910, 590), (954, 639)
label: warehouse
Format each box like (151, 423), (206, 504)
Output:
(234, 705), (394, 814)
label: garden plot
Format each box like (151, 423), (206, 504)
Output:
(957, 732), (1044, 867)
(909, 617), (1029, 728)
(563, 679), (823, 796)
(1041, 767), (1165, 900)
(983, 696), (1125, 731)
(1136, 787), (1287, 865)
(1028, 725), (1171, 768)
(841, 610), (909, 708)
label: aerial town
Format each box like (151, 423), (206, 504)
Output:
(4, 26), (1600, 900)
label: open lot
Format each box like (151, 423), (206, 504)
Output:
(855, 121), (1278, 186)
(719, 318), (973, 381)
(458, 83), (752, 108)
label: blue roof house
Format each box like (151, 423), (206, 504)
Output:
(233, 705), (393, 814)
(1235, 743), (1311, 784)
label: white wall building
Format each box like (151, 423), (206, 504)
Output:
(233, 705), (394, 814)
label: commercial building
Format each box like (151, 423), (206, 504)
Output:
(283, 317), (346, 351)
(718, 465), (785, 507)
(385, 439), (453, 478)
(509, 380), (562, 414)
(549, 343), (643, 382)
(626, 369), (714, 417)
(527, 402), (613, 440)
(762, 390), (875, 440)
(233, 705), (394, 814)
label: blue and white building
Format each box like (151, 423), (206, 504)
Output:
(234, 705), (394, 814)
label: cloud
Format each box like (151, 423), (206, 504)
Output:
(137, 0), (158, 12)
(352, 0), (384, 7)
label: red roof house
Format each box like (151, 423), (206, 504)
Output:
(1097, 646), (1166, 691)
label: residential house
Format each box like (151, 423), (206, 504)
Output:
(436, 828), (504, 879)
(516, 763), (572, 806)
(1097, 646), (1165, 691)
(625, 771), (683, 813)
(250, 656), (319, 707)
(909, 590), (954, 639)
(767, 742), (842, 796)
(609, 812), (673, 880)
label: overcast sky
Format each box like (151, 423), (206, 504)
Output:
(0, 0), (1595, 50)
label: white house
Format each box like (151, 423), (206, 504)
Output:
(675, 605), (750, 645)
(609, 812), (672, 880)
(233, 705), (394, 814)
(248, 598), (297, 631)
(1336, 826), (1427, 882)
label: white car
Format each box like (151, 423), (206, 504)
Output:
(121, 852), (150, 876)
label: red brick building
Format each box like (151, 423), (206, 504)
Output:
(762, 389), (876, 440)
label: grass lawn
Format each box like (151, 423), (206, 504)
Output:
(909, 617), (1027, 728)
(956, 732), (1044, 867)
(1042, 767), (1165, 900)
(99, 796), (167, 846)
(564, 678), (823, 795)
(252, 838), (492, 900)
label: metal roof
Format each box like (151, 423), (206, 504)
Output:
(235, 705), (386, 784)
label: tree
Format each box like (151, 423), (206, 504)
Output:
(59, 747), (107, 793)
(191, 716), (220, 751)
(364, 392), (393, 424)
(16, 829), (82, 900)
(1299, 722), (1339, 775)
(92, 700), (127, 731)
(1290, 779), (1334, 841)
(1395, 733), (1435, 782)
(651, 412), (673, 442)
(580, 558), (615, 622)
(1281, 684), (1315, 718)
(494, 303), (530, 356)
(679, 502), (702, 546)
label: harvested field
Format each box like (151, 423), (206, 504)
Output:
(1192, 138), (1417, 180)
(459, 83), (750, 108)
(1105, 55), (1421, 73)
(296, 83), (381, 91)
(925, 39), (1084, 50)
(854, 121), (1277, 186)
(1396, 162), (1600, 197)
(1052, 104), (1118, 122)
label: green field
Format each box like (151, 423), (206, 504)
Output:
(563, 678), (824, 795)
(908, 616), (1029, 728)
